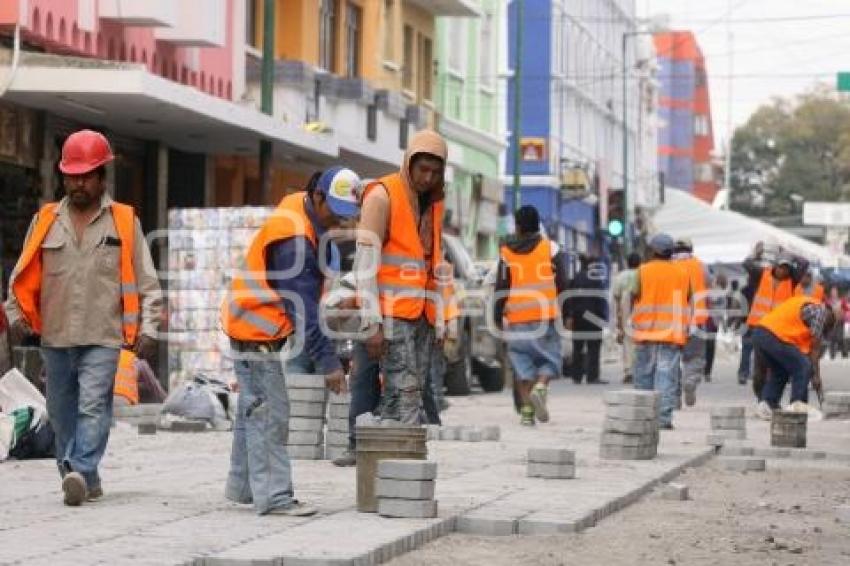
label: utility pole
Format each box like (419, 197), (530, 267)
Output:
(512, 0), (524, 213)
(259, 0), (275, 204)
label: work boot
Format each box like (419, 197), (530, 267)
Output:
(86, 486), (104, 502)
(266, 500), (318, 517)
(62, 472), (87, 507)
(755, 400), (773, 421)
(737, 374), (747, 385)
(529, 383), (549, 423)
(332, 450), (356, 467)
(520, 404), (535, 426)
(684, 384), (697, 407)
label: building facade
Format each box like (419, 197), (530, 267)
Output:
(435, 0), (506, 259)
(654, 30), (717, 203)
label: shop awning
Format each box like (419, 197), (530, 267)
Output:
(0, 51), (338, 162)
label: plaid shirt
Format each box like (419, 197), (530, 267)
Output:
(801, 303), (830, 342)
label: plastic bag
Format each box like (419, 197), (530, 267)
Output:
(0, 369), (47, 424)
(161, 375), (230, 429)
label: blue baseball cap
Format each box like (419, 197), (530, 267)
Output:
(316, 167), (361, 219)
(648, 233), (675, 256)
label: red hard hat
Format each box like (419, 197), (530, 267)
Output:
(59, 129), (114, 175)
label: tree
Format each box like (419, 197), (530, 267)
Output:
(730, 85), (850, 218)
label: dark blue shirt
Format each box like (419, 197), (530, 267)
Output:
(265, 196), (341, 374)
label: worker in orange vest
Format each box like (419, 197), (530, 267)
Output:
(221, 167), (360, 516)
(355, 130), (448, 426)
(630, 233), (691, 429)
(493, 205), (569, 426)
(673, 238), (709, 408)
(752, 296), (836, 419)
(4, 130), (162, 506)
(794, 270), (825, 302)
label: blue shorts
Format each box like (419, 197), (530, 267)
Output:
(506, 321), (562, 381)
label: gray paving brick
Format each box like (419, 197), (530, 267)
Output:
(287, 373), (327, 388)
(600, 444), (657, 460)
(288, 430), (324, 445)
(721, 445), (754, 457)
(425, 425), (441, 440)
(325, 446), (349, 461)
(660, 482), (689, 501)
(457, 515), (517, 536)
(377, 460), (437, 480)
(170, 420), (208, 432)
(719, 457), (766, 471)
(328, 393), (351, 406)
(481, 425), (501, 441)
(326, 431), (350, 446)
(327, 418), (350, 433)
(290, 402), (327, 418)
(605, 405), (657, 420)
(789, 448), (827, 460)
(603, 417), (657, 434)
(600, 432), (656, 448)
(714, 428), (747, 440)
(288, 388), (328, 402)
(527, 448), (575, 464)
(517, 514), (582, 535)
(378, 498), (438, 519)
(439, 426), (459, 441)
(460, 428), (483, 442)
(603, 390), (660, 407)
(753, 447), (791, 458)
(710, 416), (746, 429)
(289, 416), (325, 431)
(285, 445), (324, 460)
(709, 406), (746, 418)
(138, 423), (157, 435)
(706, 433), (726, 447)
(329, 404), (349, 419)
(527, 462), (576, 479)
(825, 391), (850, 403)
(375, 479), (435, 500)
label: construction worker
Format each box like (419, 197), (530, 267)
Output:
(613, 253), (642, 384)
(354, 130), (448, 426)
(794, 270), (825, 302)
(743, 243), (807, 400)
(630, 233), (690, 429)
(673, 238), (709, 407)
(4, 130), (162, 506)
(752, 296), (836, 419)
(493, 205), (569, 426)
(221, 167), (360, 516)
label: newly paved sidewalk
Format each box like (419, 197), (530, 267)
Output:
(1, 358), (848, 566)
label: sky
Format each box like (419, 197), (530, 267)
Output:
(639, 0), (850, 154)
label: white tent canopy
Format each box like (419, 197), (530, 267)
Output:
(651, 189), (850, 268)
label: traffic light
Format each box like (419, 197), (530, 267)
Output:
(606, 189), (625, 238)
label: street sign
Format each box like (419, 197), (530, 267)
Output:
(803, 202), (850, 226)
(839, 72), (850, 92)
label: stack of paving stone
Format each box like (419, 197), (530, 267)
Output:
(435, 425), (500, 442)
(823, 392), (850, 419)
(376, 460), (438, 519)
(527, 448), (575, 479)
(600, 390), (659, 460)
(325, 392), (351, 460)
(286, 373), (327, 460)
(709, 406), (747, 440)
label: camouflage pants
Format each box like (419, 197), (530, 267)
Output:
(379, 317), (435, 425)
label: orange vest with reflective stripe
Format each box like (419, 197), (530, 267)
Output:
(114, 348), (140, 405)
(757, 296), (815, 354)
(631, 260), (690, 346)
(794, 282), (825, 303)
(678, 256), (708, 325)
(747, 267), (793, 326)
(221, 192), (317, 342)
(500, 238), (558, 325)
(11, 202), (140, 346)
(365, 173), (444, 324)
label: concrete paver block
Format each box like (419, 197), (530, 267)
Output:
(439, 426), (459, 441)
(518, 516), (581, 535)
(527, 448), (576, 464)
(709, 406), (746, 418)
(328, 393), (351, 406)
(325, 446), (348, 461)
(789, 448), (827, 460)
(287, 373), (327, 389)
(288, 388), (328, 402)
(425, 425), (441, 440)
(377, 460), (437, 481)
(457, 515), (517, 536)
(288, 431), (324, 445)
(481, 425), (501, 441)
(378, 498), (438, 519)
(327, 418), (350, 433)
(706, 433), (726, 447)
(527, 462), (576, 479)
(605, 405), (657, 420)
(375, 479), (435, 500)
(714, 428), (747, 440)
(660, 482), (689, 501)
(719, 456), (766, 472)
(721, 445), (755, 457)
(328, 404), (349, 419)
(824, 391), (850, 403)
(460, 428), (483, 442)
(603, 390), (660, 407)
(137, 423), (157, 435)
(600, 444), (656, 460)
(170, 420), (208, 433)
(290, 402), (326, 418)
(326, 431), (350, 446)
(603, 417), (657, 434)
(753, 447), (791, 458)
(285, 445), (324, 460)
(710, 416), (746, 429)
(289, 416), (325, 431)
(601, 432), (656, 448)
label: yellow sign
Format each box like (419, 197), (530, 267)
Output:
(520, 137), (546, 162)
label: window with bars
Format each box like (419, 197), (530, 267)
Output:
(319, 0), (338, 72)
(345, 3), (362, 77)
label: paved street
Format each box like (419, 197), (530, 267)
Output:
(1, 351), (849, 566)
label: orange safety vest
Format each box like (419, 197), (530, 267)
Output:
(364, 173), (444, 325)
(11, 201), (140, 346)
(757, 296), (815, 354)
(747, 267), (793, 326)
(678, 256), (708, 326)
(794, 282), (825, 303)
(114, 348), (140, 405)
(500, 238), (558, 325)
(222, 192), (317, 342)
(631, 260), (690, 346)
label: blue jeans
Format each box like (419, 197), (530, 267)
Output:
(348, 341), (381, 448)
(738, 327), (753, 379)
(42, 346), (120, 490)
(225, 346), (295, 514)
(505, 321), (562, 381)
(634, 342), (680, 426)
(752, 328), (811, 408)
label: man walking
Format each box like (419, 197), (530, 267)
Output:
(613, 253), (641, 384)
(630, 234), (690, 429)
(673, 238), (709, 407)
(354, 130), (448, 425)
(565, 255), (608, 385)
(5, 130), (162, 506)
(221, 167), (360, 515)
(493, 205), (568, 425)
(752, 296), (835, 418)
